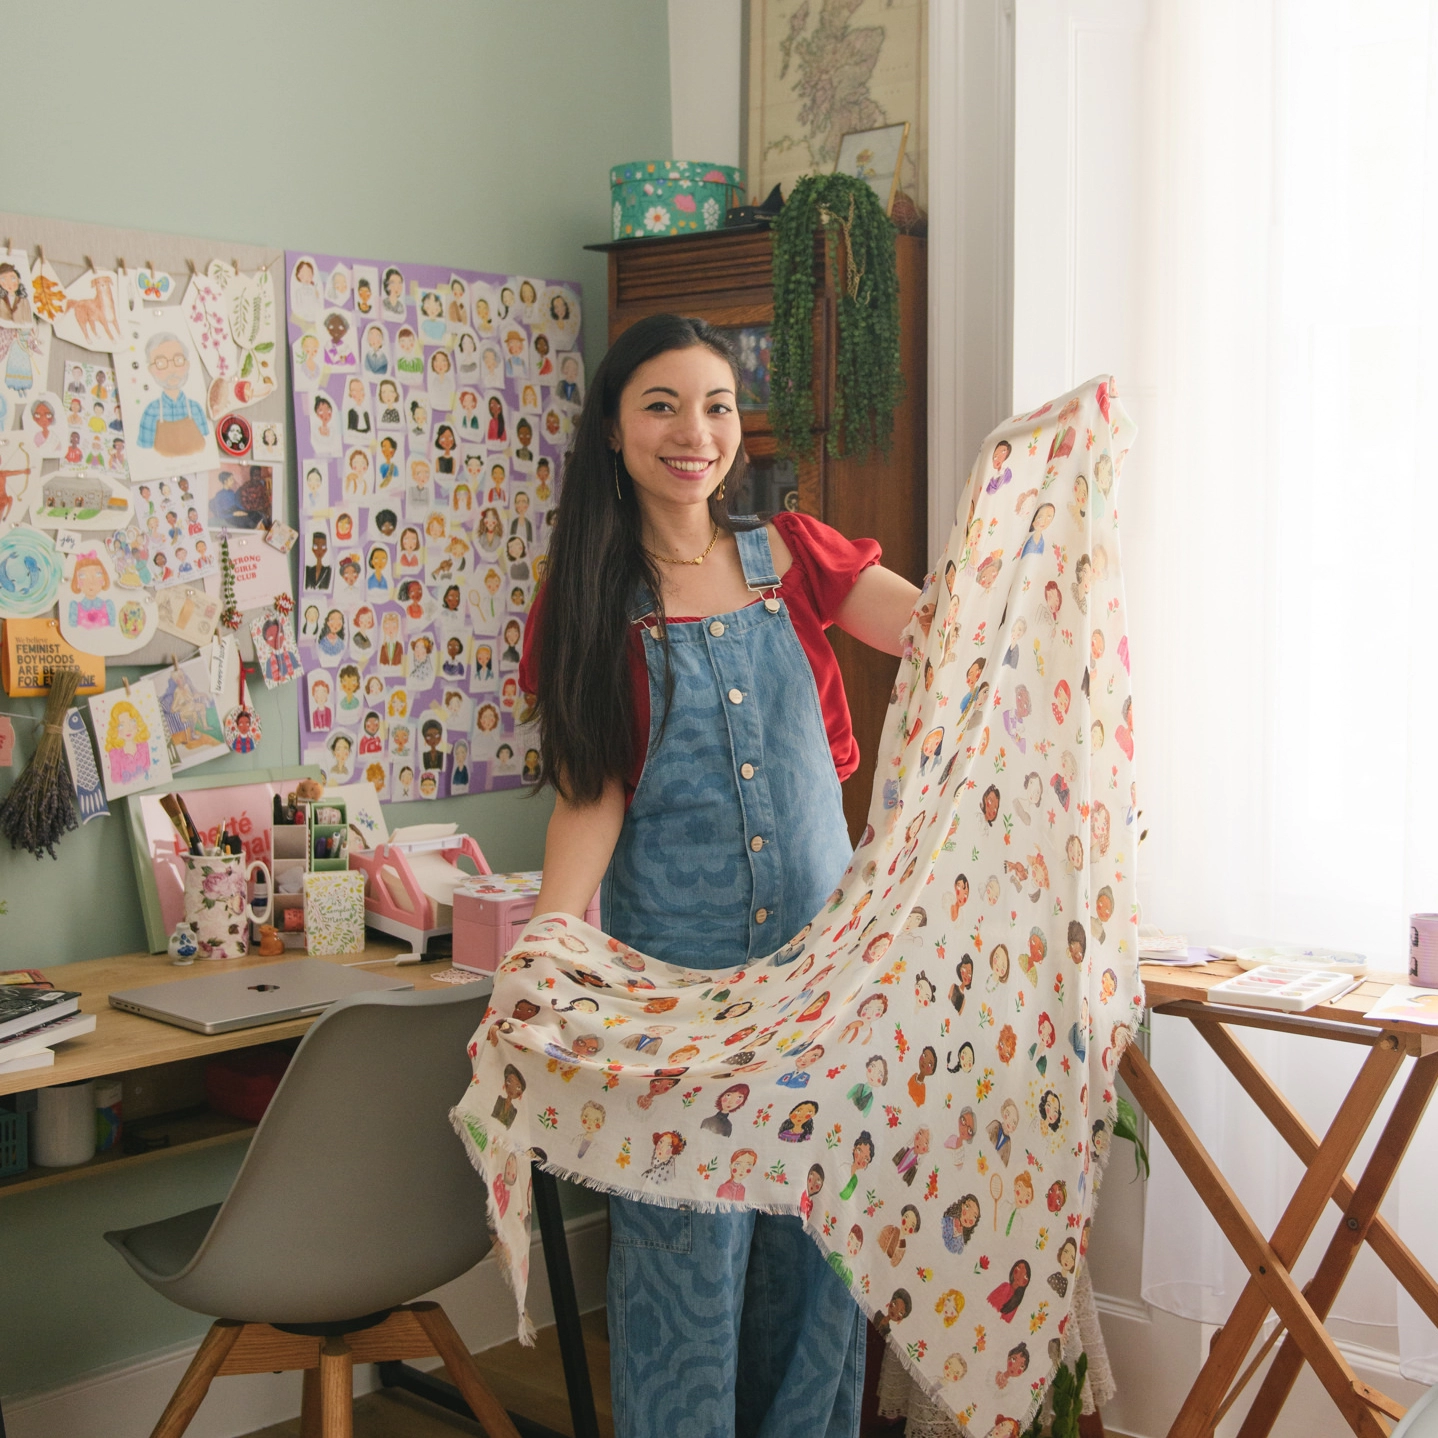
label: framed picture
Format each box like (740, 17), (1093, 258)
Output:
(834, 122), (911, 215)
(745, 0), (927, 210)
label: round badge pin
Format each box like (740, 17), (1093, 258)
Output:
(217, 412), (253, 458)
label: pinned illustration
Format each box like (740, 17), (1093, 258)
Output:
(115, 304), (220, 482)
(21, 391), (64, 458)
(217, 412), (252, 457)
(0, 325), (50, 409)
(155, 586), (221, 647)
(28, 259), (67, 323)
(88, 679), (173, 801)
(0, 249), (34, 327)
(182, 269), (237, 383)
(58, 545), (158, 656)
(221, 664), (261, 753)
(0, 525), (64, 618)
(57, 359), (128, 477)
(52, 269), (124, 350)
(30, 468), (133, 531)
(155, 656), (227, 773)
(208, 262), (277, 408)
(61, 707), (109, 823)
(250, 605), (302, 689)
(289, 256), (322, 323)
(253, 419), (285, 462)
(0, 434), (37, 535)
(135, 267), (175, 302)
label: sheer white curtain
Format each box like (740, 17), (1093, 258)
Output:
(1129, 0), (1438, 1381)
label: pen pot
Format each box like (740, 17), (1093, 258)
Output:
(182, 853), (274, 960)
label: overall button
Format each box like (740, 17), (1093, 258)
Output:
(740, 762), (755, 780)
(750, 835), (764, 852)
(755, 908), (769, 924)
(709, 620), (726, 637)
(728, 688), (743, 705)
(764, 598), (780, 613)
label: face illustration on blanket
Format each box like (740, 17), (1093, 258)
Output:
(453, 375), (1142, 1434)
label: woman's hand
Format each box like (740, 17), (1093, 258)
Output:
(834, 565), (923, 656)
(533, 777), (626, 919)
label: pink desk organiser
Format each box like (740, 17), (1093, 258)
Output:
(347, 834), (491, 956)
(452, 871), (601, 974)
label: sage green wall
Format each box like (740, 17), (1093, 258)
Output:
(0, 0), (670, 1400)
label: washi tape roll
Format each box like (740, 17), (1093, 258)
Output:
(1408, 913), (1438, 986)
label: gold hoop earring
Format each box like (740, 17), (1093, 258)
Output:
(613, 451), (622, 502)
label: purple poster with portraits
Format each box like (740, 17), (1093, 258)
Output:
(286, 251), (582, 802)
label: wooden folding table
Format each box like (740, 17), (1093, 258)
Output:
(1123, 961), (1438, 1437)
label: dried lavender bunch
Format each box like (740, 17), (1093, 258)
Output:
(0, 667), (81, 860)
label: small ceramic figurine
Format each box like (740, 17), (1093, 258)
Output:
(256, 924), (285, 956)
(168, 923), (199, 964)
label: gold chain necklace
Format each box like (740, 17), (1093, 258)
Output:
(646, 523), (720, 567)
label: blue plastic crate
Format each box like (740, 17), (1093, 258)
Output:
(0, 1105), (28, 1178)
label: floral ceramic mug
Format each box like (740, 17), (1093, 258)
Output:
(182, 853), (274, 960)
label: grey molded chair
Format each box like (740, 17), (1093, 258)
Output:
(105, 985), (519, 1438)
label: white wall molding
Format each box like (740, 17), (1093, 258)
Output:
(5, 1209), (609, 1438)
(927, 0), (1016, 566)
(1094, 1289), (1152, 1327)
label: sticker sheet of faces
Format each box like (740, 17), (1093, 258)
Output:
(286, 252), (582, 801)
(0, 246), (286, 666)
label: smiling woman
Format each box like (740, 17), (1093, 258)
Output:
(522, 313), (920, 1438)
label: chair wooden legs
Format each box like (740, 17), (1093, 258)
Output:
(151, 1321), (242, 1438)
(148, 1305), (518, 1438)
(413, 1302), (523, 1438)
(319, 1339), (353, 1438)
(300, 1366), (322, 1438)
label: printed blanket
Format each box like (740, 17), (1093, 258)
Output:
(453, 375), (1142, 1434)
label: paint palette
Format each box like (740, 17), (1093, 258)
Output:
(1208, 964), (1361, 1012)
(1233, 945), (1368, 976)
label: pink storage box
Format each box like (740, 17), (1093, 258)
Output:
(452, 871), (600, 974)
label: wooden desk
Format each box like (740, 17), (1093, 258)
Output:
(1, 940), (439, 1101)
(0, 942), (447, 1197)
(1127, 960), (1438, 1438)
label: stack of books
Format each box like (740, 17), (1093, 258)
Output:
(0, 973), (95, 1075)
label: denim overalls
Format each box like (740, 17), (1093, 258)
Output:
(602, 524), (864, 1438)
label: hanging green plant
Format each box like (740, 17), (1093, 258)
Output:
(769, 172), (903, 460)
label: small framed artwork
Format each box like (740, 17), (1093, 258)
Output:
(834, 121), (911, 216)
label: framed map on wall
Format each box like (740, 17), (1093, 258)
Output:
(745, 0), (927, 213)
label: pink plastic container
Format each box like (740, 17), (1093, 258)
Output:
(452, 871), (601, 974)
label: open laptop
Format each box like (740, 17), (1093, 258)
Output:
(109, 959), (414, 1035)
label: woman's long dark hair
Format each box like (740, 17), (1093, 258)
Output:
(535, 314), (750, 802)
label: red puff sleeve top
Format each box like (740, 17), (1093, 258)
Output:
(519, 512), (881, 804)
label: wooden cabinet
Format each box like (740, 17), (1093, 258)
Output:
(598, 230), (928, 839)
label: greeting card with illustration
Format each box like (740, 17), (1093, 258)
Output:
(155, 584), (221, 646)
(182, 269), (237, 383)
(154, 656), (227, 773)
(115, 304), (220, 482)
(89, 681), (173, 801)
(0, 324), (50, 413)
(56, 361), (128, 477)
(22, 390), (65, 458)
(205, 262), (277, 410)
(30, 467), (133, 532)
(59, 545), (157, 656)
(0, 433), (38, 535)
(51, 269), (124, 351)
